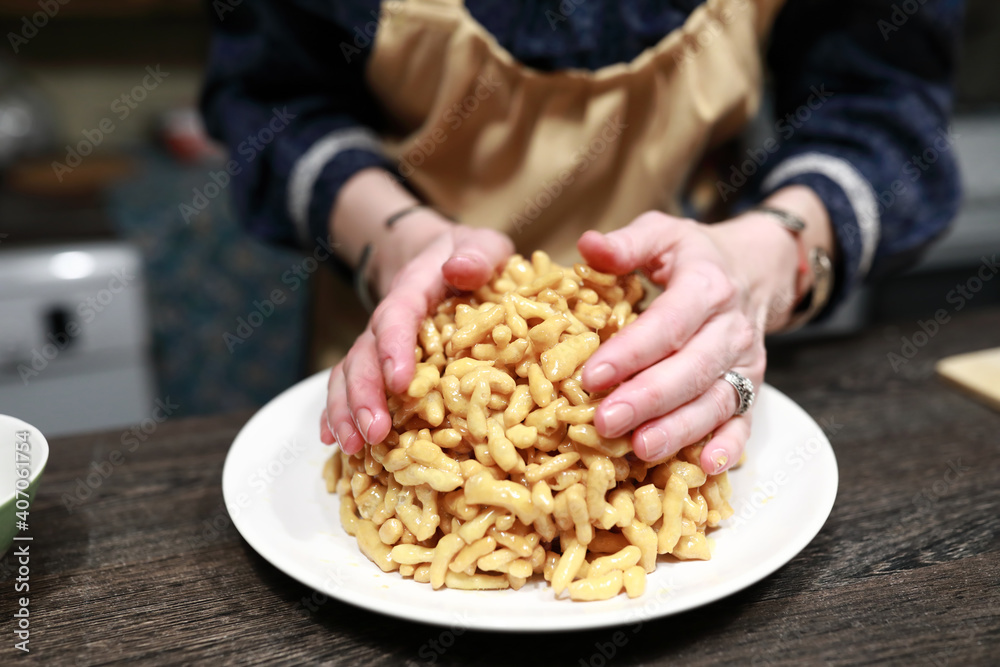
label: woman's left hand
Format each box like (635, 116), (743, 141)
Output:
(577, 209), (803, 474)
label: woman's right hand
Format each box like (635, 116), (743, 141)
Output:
(320, 217), (515, 454)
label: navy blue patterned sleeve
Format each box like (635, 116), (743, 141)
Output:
(200, 0), (395, 253)
(756, 0), (964, 314)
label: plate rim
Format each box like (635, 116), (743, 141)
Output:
(222, 370), (839, 632)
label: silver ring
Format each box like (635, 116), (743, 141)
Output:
(723, 370), (755, 417)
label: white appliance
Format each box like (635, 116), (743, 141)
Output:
(0, 242), (155, 436)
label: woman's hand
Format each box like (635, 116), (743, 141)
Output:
(577, 209), (805, 474)
(320, 217), (515, 454)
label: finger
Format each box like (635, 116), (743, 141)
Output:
(320, 408), (335, 445)
(582, 264), (735, 391)
(699, 412), (753, 475)
(371, 273), (440, 395)
(577, 211), (686, 277)
(327, 363), (365, 455)
(324, 363), (343, 429)
(442, 228), (515, 291)
(343, 330), (392, 444)
(631, 366), (760, 463)
(375, 229), (513, 393)
(594, 311), (755, 438)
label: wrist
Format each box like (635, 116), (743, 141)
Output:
(330, 167), (455, 301)
(371, 210), (453, 296)
(330, 167), (419, 268)
(711, 214), (801, 332)
(753, 185), (837, 331)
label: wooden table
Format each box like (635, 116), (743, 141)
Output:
(5, 308), (999, 666)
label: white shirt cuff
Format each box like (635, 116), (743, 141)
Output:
(286, 128), (384, 245)
(762, 152), (881, 281)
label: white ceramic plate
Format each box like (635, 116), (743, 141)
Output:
(223, 371), (838, 632)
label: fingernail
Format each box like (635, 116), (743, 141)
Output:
(356, 408), (374, 443)
(322, 413), (335, 444)
(336, 422), (356, 452)
(382, 359), (394, 384)
(451, 252), (482, 265)
(587, 363), (615, 388)
(638, 427), (669, 460)
(601, 402), (634, 436)
(710, 448), (729, 474)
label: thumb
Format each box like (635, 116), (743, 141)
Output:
(442, 228), (515, 291)
(578, 211), (685, 276)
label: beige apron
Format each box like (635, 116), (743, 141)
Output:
(365, 0), (786, 265)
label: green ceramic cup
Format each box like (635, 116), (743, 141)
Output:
(1, 415), (50, 559)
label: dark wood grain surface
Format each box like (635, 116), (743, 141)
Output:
(4, 308), (999, 666)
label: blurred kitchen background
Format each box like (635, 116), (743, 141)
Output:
(0, 0), (998, 436)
